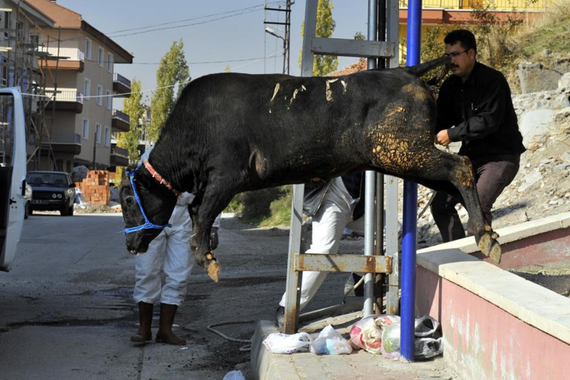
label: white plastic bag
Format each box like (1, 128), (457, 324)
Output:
(380, 321), (401, 359)
(262, 332), (312, 354)
(223, 370), (246, 380)
(309, 325), (353, 355)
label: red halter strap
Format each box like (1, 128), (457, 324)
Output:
(143, 159), (181, 197)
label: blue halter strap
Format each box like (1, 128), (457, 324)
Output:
(124, 163), (172, 234)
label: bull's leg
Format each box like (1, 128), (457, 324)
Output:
(412, 150), (502, 263)
(190, 180), (236, 282)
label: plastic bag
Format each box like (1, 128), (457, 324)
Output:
(262, 332), (312, 354)
(415, 336), (443, 359)
(223, 370), (246, 380)
(380, 321), (401, 359)
(379, 315), (444, 360)
(349, 314), (400, 354)
(414, 316), (443, 359)
(309, 325), (353, 355)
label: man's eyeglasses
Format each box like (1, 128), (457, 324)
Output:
(445, 49), (471, 58)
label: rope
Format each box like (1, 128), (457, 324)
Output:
(206, 320), (257, 352)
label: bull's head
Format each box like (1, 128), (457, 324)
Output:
(120, 166), (177, 255)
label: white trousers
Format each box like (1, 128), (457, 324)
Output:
(133, 196), (193, 306)
(279, 177), (363, 310)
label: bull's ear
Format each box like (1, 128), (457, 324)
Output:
(125, 165), (135, 176)
(122, 166), (135, 184)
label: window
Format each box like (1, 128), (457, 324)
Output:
(82, 119), (89, 139)
(1, 57), (7, 86)
(84, 78), (91, 100)
(30, 34), (40, 48)
(3, 11), (11, 38)
(95, 123), (102, 144)
(85, 38), (92, 60)
(96, 85), (103, 106)
(106, 90), (112, 109)
(16, 21), (23, 41)
(98, 47), (104, 66)
(107, 53), (113, 72)
(104, 127), (110, 146)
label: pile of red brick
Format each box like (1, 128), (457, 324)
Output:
(76, 170), (110, 205)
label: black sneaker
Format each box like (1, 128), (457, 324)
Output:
(274, 306), (285, 330)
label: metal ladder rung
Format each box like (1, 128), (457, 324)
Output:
(311, 37), (395, 59)
(295, 253), (392, 274)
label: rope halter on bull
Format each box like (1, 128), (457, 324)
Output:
(124, 159), (181, 234)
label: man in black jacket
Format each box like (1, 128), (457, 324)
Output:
(431, 29), (526, 242)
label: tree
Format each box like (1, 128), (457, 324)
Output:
(115, 79), (144, 182)
(298, 0), (338, 76)
(148, 39), (190, 142)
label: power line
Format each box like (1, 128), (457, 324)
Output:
(106, 2), (285, 36)
(55, 2), (287, 43)
(92, 56), (276, 66)
(21, 53), (283, 100)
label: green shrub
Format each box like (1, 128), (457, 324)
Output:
(225, 186), (292, 226)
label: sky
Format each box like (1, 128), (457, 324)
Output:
(55, 0), (371, 105)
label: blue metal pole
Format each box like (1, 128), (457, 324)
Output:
(401, 0), (422, 362)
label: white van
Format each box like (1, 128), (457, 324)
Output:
(0, 87), (27, 271)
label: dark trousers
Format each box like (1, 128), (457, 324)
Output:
(430, 154), (520, 242)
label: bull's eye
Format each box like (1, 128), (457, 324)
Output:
(126, 196), (135, 205)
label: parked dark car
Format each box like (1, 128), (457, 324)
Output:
(26, 171), (76, 216)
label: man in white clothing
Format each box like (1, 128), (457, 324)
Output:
(275, 173), (365, 329)
(130, 149), (220, 345)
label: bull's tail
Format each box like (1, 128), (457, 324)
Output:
(405, 55), (450, 77)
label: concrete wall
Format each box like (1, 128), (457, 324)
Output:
(416, 212), (570, 380)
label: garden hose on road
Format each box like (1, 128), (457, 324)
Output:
(207, 320), (256, 352)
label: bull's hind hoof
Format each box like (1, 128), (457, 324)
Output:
(489, 241), (502, 264)
(477, 232), (502, 264)
(205, 253), (221, 282)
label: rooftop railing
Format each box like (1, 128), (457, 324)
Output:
(398, 0), (550, 10)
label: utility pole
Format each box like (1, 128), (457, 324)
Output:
(264, 0), (293, 74)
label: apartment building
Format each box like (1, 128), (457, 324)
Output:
(0, 0), (54, 168)
(27, 0), (133, 173)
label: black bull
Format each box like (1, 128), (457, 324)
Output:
(120, 56), (501, 282)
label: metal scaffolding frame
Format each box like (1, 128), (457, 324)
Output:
(0, 3), (61, 171)
(282, 0), (401, 334)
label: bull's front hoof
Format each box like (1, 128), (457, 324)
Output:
(477, 232), (502, 264)
(205, 253), (221, 282)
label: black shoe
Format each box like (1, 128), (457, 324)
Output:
(274, 306), (285, 330)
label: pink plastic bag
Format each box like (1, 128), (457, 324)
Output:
(349, 314), (400, 354)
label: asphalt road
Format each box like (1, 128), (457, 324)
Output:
(0, 212), (353, 379)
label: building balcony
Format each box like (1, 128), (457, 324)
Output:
(28, 132), (82, 155)
(113, 73), (131, 97)
(398, 0), (549, 24)
(112, 109), (130, 132)
(37, 47), (85, 72)
(110, 144), (129, 166)
(398, 0), (550, 10)
(45, 88), (84, 113)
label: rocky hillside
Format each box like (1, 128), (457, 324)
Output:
(417, 71), (570, 248)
